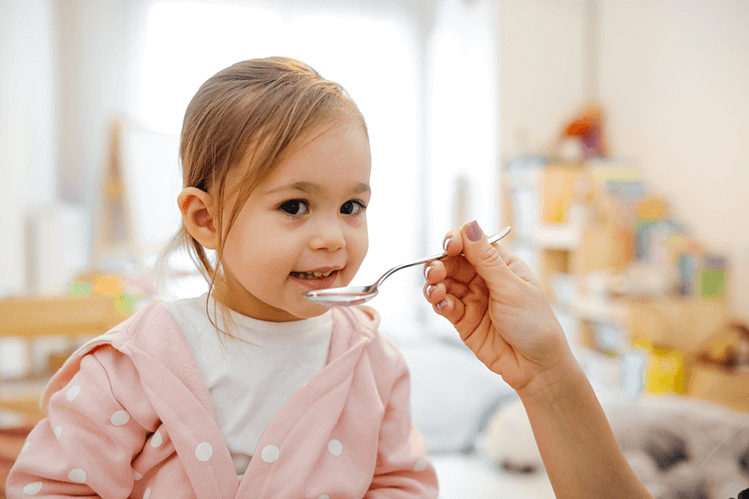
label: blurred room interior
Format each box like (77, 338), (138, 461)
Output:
(1, 0), (748, 497)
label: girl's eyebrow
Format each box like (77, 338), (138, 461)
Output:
(353, 182), (371, 195)
(265, 181), (371, 195)
(266, 181), (320, 194)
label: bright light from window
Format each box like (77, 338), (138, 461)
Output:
(138, 2), (284, 133)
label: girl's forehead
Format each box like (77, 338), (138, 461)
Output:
(224, 118), (370, 198)
(272, 118), (368, 168)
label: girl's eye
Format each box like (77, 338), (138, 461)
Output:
(340, 200), (366, 216)
(279, 199), (309, 216)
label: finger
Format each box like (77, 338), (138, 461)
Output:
(444, 277), (471, 300)
(460, 221), (517, 288)
(442, 228), (463, 256)
(423, 281), (445, 303)
(423, 259), (446, 285)
(424, 277), (471, 305)
(431, 295), (466, 327)
(425, 255), (478, 290)
(441, 254), (479, 285)
(489, 236), (542, 286)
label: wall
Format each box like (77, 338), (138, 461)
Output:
(57, 0), (128, 206)
(497, 0), (588, 163)
(598, 0), (749, 321)
(0, 0), (58, 296)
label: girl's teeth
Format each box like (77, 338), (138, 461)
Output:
(293, 270), (335, 279)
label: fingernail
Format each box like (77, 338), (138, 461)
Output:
(424, 265), (433, 280)
(437, 299), (448, 311)
(466, 220), (482, 242)
(425, 285), (436, 298)
(442, 237), (452, 252)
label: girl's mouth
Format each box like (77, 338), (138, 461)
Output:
(289, 269), (341, 291)
(290, 269), (337, 280)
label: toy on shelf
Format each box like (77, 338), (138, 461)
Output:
(68, 269), (156, 317)
(555, 103), (608, 160)
(696, 322), (749, 371)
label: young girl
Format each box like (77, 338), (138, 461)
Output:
(7, 57), (438, 498)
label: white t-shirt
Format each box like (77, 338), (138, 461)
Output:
(165, 294), (333, 479)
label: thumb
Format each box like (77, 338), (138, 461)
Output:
(461, 220), (513, 288)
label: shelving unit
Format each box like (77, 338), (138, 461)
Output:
(503, 158), (588, 301)
(502, 156), (738, 408)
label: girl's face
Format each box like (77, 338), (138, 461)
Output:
(219, 118), (371, 321)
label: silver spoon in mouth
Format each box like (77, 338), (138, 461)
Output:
(303, 226), (511, 307)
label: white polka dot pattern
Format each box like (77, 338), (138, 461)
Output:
(195, 442), (213, 462)
(150, 429), (162, 447)
(66, 385), (81, 401)
(53, 426), (62, 439)
(22, 482), (42, 495)
(327, 439), (343, 456)
(68, 468), (86, 483)
(133, 470), (142, 481)
(143, 487), (151, 499)
(261, 445), (279, 463)
(110, 410), (130, 426)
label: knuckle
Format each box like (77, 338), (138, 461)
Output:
(477, 243), (502, 267)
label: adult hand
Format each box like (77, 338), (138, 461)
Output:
(424, 221), (655, 499)
(423, 220), (574, 392)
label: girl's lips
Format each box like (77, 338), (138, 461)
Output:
(289, 269), (341, 291)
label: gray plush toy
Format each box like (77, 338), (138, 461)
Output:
(485, 394), (749, 499)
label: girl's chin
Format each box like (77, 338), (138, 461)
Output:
(293, 299), (332, 318)
(256, 295), (331, 322)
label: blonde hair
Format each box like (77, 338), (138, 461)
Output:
(163, 57), (366, 331)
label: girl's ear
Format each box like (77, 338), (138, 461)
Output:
(178, 187), (219, 250)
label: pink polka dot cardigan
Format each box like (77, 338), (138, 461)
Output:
(6, 302), (438, 498)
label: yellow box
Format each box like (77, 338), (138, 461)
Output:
(643, 346), (687, 394)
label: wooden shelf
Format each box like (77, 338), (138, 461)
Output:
(0, 294), (128, 339)
(0, 294), (131, 417)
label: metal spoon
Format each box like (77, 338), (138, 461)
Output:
(303, 226), (511, 307)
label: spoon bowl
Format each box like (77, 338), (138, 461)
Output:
(304, 226), (511, 307)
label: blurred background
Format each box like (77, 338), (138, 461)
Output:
(1, 0), (749, 497)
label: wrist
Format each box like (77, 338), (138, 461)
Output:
(516, 353), (588, 413)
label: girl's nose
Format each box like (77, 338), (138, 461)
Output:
(310, 220), (346, 252)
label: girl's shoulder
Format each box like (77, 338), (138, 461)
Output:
(110, 299), (184, 341)
(40, 301), (194, 410)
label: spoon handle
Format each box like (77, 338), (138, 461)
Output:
(374, 226), (511, 287)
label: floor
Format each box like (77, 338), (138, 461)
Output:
(431, 452), (555, 499)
